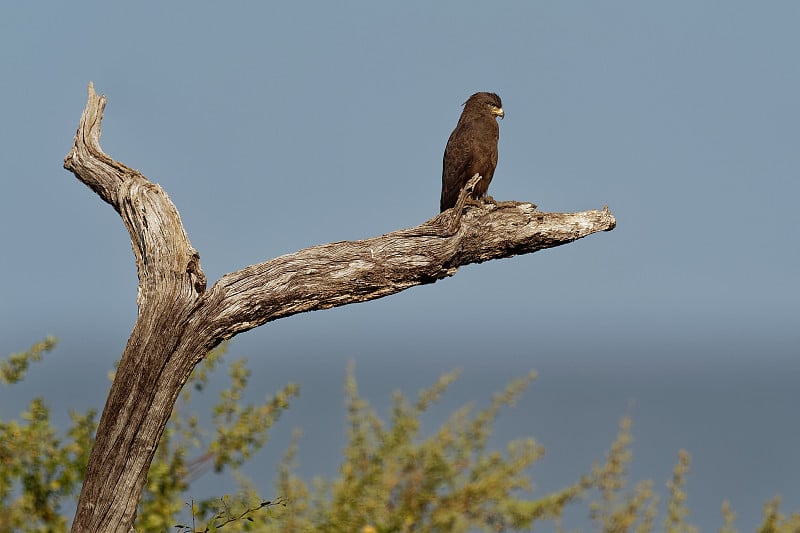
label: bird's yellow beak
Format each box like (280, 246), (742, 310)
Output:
(491, 106), (505, 119)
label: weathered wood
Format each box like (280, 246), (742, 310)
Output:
(64, 83), (616, 532)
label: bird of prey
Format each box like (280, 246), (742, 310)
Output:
(440, 92), (504, 212)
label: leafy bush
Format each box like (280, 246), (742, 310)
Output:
(2, 339), (798, 532)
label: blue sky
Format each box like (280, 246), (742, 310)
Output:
(1, 2), (798, 530)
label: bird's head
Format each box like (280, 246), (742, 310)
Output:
(464, 92), (504, 120)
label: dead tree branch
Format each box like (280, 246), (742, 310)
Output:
(63, 83), (615, 532)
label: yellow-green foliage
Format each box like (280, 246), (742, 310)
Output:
(0, 338), (94, 532)
(265, 363), (586, 532)
(2, 339), (800, 533)
(137, 344), (299, 532)
(757, 496), (800, 533)
(0, 336), (57, 385)
(590, 416), (658, 533)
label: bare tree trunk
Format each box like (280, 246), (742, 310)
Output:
(64, 83), (616, 532)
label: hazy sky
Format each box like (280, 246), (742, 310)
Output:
(1, 3), (798, 531)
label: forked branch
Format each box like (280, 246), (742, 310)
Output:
(64, 83), (615, 533)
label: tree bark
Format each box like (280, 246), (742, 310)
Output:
(64, 83), (616, 532)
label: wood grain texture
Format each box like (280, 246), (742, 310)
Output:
(64, 84), (615, 532)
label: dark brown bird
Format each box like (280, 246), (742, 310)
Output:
(440, 92), (504, 212)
